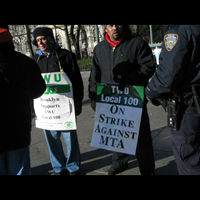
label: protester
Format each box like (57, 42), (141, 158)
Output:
(146, 25), (200, 175)
(89, 25), (156, 175)
(0, 27), (46, 175)
(33, 27), (84, 175)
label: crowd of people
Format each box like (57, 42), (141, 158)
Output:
(0, 24), (200, 175)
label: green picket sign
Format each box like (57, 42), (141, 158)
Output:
(96, 83), (144, 108)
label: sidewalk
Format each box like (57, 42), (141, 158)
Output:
(30, 71), (178, 175)
(74, 100), (178, 175)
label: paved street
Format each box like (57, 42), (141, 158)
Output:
(30, 71), (178, 175)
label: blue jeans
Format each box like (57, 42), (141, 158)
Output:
(0, 147), (30, 175)
(43, 130), (81, 173)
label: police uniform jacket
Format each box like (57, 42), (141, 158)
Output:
(35, 47), (84, 116)
(89, 34), (156, 101)
(146, 25), (200, 101)
(0, 47), (46, 152)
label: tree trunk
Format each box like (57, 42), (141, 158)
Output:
(64, 25), (72, 51)
(70, 25), (81, 59)
(25, 25), (34, 58)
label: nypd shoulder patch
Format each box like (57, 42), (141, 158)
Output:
(164, 34), (179, 52)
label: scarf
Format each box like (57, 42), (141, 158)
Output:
(105, 32), (120, 47)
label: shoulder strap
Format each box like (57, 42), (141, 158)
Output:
(55, 51), (64, 72)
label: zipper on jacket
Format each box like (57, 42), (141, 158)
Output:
(111, 46), (116, 81)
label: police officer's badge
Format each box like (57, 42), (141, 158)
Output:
(164, 34), (179, 51)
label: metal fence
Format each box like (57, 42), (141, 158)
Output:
(77, 58), (93, 71)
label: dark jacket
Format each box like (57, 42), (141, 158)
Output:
(0, 46), (46, 152)
(146, 25), (200, 101)
(89, 34), (156, 101)
(88, 31), (156, 172)
(35, 47), (84, 115)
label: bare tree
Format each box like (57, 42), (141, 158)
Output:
(80, 25), (88, 59)
(70, 25), (81, 59)
(25, 25), (34, 58)
(64, 25), (72, 51)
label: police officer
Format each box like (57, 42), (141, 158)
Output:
(146, 25), (200, 175)
(89, 25), (156, 175)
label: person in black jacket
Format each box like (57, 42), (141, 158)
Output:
(0, 27), (46, 175)
(89, 25), (156, 175)
(146, 25), (200, 175)
(33, 27), (83, 175)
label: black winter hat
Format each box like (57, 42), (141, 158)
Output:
(32, 27), (56, 46)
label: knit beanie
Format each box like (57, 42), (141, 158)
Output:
(0, 28), (13, 43)
(32, 27), (56, 46)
